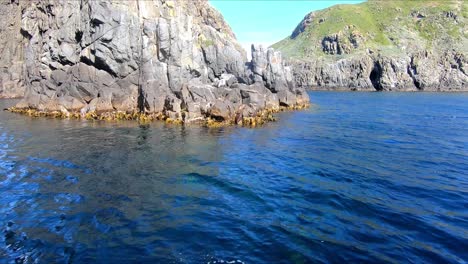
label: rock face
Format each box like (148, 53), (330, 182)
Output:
(4, 0), (309, 124)
(293, 50), (468, 91)
(273, 0), (468, 91)
(0, 0), (25, 98)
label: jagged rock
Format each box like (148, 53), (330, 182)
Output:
(374, 56), (415, 91)
(1, 0), (309, 124)
(214, 73), (237, 88)
(208, 99), (233, 121)
(321, 28), (363, 55)
(239, 84), (267, 109)
(291, 50), (468, 91)
(322, 34), (342, 55)
(250, 45), (295, 93)
(292, 56), (375, 90)
(278, 90), (298, 107)
(0, 1), (25, 98)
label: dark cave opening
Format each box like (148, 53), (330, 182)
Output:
(370, 63), (383, 91)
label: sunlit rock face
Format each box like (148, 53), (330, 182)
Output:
(4, 0), (309, 124)
(291, 51), (468, 91)
(0, 0), (26, 98)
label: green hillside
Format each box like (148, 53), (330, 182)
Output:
(272, 0), (467, 59)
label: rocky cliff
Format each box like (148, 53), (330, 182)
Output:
(273, 0), (468, 91)
(0, 0), (25, 98)
(2, 0), (309, 125)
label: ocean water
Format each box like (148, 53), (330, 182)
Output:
(0, 92), (467, 263)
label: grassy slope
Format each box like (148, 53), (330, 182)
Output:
(272, 0), (467, 59)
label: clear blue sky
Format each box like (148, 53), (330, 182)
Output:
(209, 0), (365, 52)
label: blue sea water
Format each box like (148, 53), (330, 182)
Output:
(0, 92), (467, 263)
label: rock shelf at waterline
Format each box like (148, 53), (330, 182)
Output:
(7, 103), (310, 127)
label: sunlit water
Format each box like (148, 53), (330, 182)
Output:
(0, 92), (467, 263)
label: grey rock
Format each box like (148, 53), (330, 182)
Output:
(322, 34), (342, 55)
(0, 1), (25, 98)
(208, 99), (233, 121)
(250, 44), (295, 93)
(239, 84), (267, 109)
(215, 73), (237, 88)
(1, 0), (309, 123)
(51, 70), (68, 86)
(278, 90), (297, 107)
(290, 50), (468, 91)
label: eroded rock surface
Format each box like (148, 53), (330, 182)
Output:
(292, 50), (468, 91)
(3, 0), (309, 124)
(0, 0), (25, 98)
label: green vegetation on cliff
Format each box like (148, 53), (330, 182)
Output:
(272, 0), (467, 59)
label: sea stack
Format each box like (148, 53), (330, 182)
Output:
(2, 0), (309, 125)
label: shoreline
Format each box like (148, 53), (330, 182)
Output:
(6, 103), (310, 128)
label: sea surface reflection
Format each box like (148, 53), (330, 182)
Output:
(0, 92), (467, 263)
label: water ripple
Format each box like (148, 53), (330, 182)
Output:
(0, 92), (467, 263)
